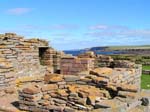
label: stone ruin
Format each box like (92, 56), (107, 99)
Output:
(18, 66), (142, 112)
(0, 33), (149, 112)
(0, 33), (62, 95)
(78, 51), (114, 68)
(60, 57), (95, 75)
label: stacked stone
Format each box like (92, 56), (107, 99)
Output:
(53, 51), (61, 73)
(78, 51), (96, 58)
(0, 33), (51, 94)
(15, 38), (47, 77)
(110, 61), (142, 93)
(18, 64), (142, 112)
(0, 33), (48, 77)
(39, 48), (54, 66)
(18, 74), (111, 111)
(18, 85), (43, 111)
(95, 55), (114, 67)
(0, 57), (16, 95)
(142, 70), (150, 75)
(77, 52), (114, 68)
(112, 60), (136, 68)
(0, 33), (19, 93)
(90, 65), (142, 98)
(61, 57), (95, 75)
(39, 48), (61, 73)
(133, 64), (142, 91)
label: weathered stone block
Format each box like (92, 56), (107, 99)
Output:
(41, 84), (58, 92)
(22, 85), (41, 94)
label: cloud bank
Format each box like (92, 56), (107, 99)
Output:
(6, 8), (32, 15)
(87, 24), (150, 38)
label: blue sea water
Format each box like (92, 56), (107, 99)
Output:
(64, 50), (124, 56)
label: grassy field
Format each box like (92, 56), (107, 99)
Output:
(107, 45), (150, 50)
(142, 65), (150, 70)
(141, 74), (150, 89)
(141, 65), (150, 89)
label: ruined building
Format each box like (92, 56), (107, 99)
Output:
(0, 33), (149, 112)
(0, 33), (62, 93)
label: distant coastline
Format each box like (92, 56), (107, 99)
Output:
(64, 45), (150, 56)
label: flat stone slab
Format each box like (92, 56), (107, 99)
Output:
(64, 75), (80, 82)
(94, 99), (127, 110)
(0, 94), (25, 112)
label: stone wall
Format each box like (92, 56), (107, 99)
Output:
(95, 55), (113, 67)
(60, 57), (95, 75)
(0, 58), (15, 94)
(18, 65), (142, 112)
(40, 47), (62, 73)
(77, 51), (139, 69)
(110, 60), (136, 68)
(142, 70), (150, 75)
(78, 51), (96, 58)
(78, 52), (114, 67)
(0, 33), (50, 92)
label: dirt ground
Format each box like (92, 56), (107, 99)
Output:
(0, 94), (24, 112)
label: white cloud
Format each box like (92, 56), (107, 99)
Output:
(87, 24), (150, 38)
(89, 25), (108, 30)
(89, 24), (128, 31)
(6, 8), (32, 15)
(48, 24), (78, 30)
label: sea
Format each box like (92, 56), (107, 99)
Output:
(64, 50), (124, 56)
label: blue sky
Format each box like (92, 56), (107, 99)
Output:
(0, 0), (150, 50)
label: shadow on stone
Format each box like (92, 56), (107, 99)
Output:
(11, 101), (19, 109)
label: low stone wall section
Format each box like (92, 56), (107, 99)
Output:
(18, 65), (142, 112)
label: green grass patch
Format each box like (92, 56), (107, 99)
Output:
(107, 45), (150, 50)
(142, 65), (150, 70)
(141, 74), (150, 89)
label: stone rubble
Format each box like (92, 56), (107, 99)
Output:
(18, 64), (142, 112)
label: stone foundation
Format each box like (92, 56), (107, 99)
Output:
(18, 64), (142, 112)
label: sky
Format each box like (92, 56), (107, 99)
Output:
(0, 0), (150, 50)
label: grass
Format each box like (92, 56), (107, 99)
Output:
(142, 65), (150, 70)
(141, 74), (150, 89)
(106, 45), (150, 50)
(141, 66), (150, 89)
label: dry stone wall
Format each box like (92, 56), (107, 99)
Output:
(40, 47), (61, 73)
(0, 33), (48, 77)
(0, 33), (50, 92)
(60, 57), (95, 75)
(95, 55), (114, 67)
(78, 52), (114, 67)
(0, 57), (16, 94)
(18, 64), (142, 112)
(142, 70), (150, 75)
(78, 51), (96, 58)
(77, 51), (139, 69)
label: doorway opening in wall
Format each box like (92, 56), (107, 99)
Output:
(39, 47), (48, 65)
